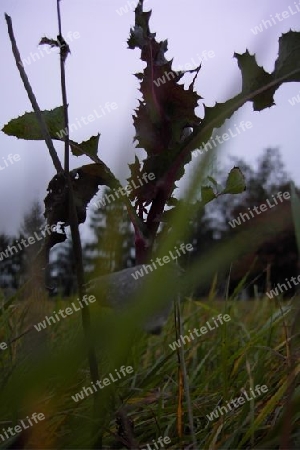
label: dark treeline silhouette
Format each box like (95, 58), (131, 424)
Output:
(0, 149), (297, 300)
(185, 148), (298, 298)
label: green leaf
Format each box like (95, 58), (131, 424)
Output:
(274, 31), (300, 82)
(223, 167), (246, 194)
(234, 50), (276, 111)
(70, 134), (100, 161)
(2, 108), (101, 162)
(201, 186), (216, 204)
(179, 30), (300, 158)
(2, 106), (64, 140)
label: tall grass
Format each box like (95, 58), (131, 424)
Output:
(1, 132), (300, 449)
(1, 290), (300, 448)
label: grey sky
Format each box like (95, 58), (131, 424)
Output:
(0, 0), (299, 237)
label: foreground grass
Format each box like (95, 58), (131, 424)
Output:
(1, 295), (300, 449)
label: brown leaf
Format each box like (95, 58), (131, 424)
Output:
(44, 163), (118, 251)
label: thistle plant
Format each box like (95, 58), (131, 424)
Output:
(2, 0), (300, 448)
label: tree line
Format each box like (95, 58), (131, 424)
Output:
(0, 148), (297, 300)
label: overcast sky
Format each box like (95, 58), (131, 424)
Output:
(0, 0), (300, 237)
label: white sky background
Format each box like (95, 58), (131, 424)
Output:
(0, 0), (300, 237)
